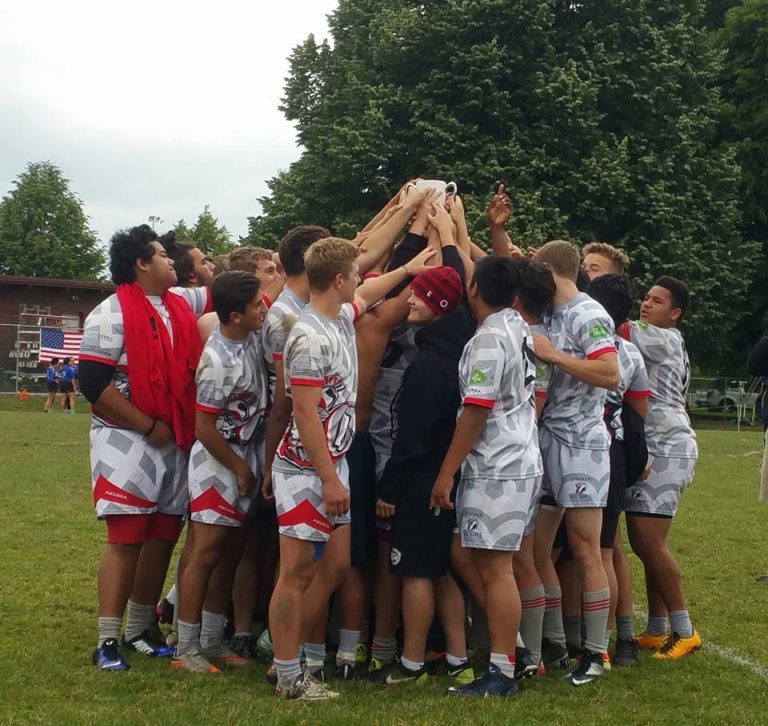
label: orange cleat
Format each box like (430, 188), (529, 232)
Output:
(634, 632), (667, 651)
(652, 630), (702, 661)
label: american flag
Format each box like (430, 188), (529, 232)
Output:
(39, 328), (83, 364)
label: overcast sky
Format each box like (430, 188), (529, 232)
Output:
(0, 0), (339, 244)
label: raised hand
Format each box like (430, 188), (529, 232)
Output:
(486, 184), (513, 227)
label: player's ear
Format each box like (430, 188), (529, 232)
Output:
(670, 306), (682, 323)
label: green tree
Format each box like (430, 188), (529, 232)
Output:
(173, 205), (233, 256)
(0, 161), (105, 279)
(252, 0), (758, 370)
(715, 0), (768, 366)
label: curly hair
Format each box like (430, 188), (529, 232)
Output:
(109, 225), (158, 285)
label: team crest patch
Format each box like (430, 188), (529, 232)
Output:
(589, 324), (609, 339)
(468, 369), (486, 385)
(390, 547), (402, 566)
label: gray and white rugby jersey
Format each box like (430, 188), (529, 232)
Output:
(79, 287), (211, 430)
(605, 337), (650, 442)
(629, 321), (697, 459)
(261, 286), (307, 399)
(274, 302), (360, 474)
(540, 292), (616, 450)
(369, 323), (419, 456)
(458, 308), (542, 481)
(530, 323), (552, 404)
(195, 324), (269, 445)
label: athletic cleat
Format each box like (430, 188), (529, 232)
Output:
(365, 655), (389, 677)
(166, 630), (178, 647)
(334, 661), (363, 680)
(634, 631), (667, 651)
(367, 658), (430, 685)
(92, 638), (130, 671)
(652, 630), (702, 661)
(602, 652), (612, 671)
(355, 642), (369, 665)
(614, 638), (638, 667)
(155, 597), (175, 625)
(123, 630), (176, 658)
(256, 628), (273, 659)
(563, 650), (604, 686)
(276, 670), (339, 701)
(170, 648), (220, 674)
(541, 638), (571, 670)
(265, 660), (278, 685)
(446, 663), (520, 698)
(201, 642), (248, 666)
(428, 656), (475, 685)
(230, 635), (259, 660)
(306, 665), (326, 682)
(514, 647), (539, 680)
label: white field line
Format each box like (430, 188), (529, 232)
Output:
(632, 606), (768, 681)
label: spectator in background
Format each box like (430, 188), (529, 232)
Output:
(747, 337), (768, 502)
(43, 356), (60, 413)
(60, 357), (77, 415)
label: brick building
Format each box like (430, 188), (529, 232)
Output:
(0, 275), (114, 390)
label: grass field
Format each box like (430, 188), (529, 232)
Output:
(1, 396), (767, 725)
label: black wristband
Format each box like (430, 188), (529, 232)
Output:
(143, 420), (157, 438)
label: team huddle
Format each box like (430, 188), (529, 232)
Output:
(79, 182), (699, 701)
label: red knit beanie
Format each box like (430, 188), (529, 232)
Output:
(410, 266), (463, 316)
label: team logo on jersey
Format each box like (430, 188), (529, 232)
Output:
(575, 483), (587, 495)
(589, 324), (609, 339)
(464, 517), (481, 538)
(636, 320), (649, 330)
(390, 548), (402, 566)
(469, 369), (486, 385)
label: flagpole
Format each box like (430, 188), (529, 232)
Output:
(14, 323), (20, 395)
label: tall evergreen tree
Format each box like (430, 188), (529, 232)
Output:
(0, 161), (105, 279)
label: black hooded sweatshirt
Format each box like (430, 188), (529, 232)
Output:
(378, 245), (475, 505)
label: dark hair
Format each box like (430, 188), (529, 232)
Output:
(159, 231), (196, 287)
(109, 225), (158, 285)
(576, 267), (591, 292)
(515, 259), (555, 319)
(471, 256), (519, 308)
(50, 357), (59, 365)
(211, 271), (262, 324)
(63, 357), (71, 365)
(279, 225), (330, 276)
(654, 275), (690, 320)
(587, 274), (633, 328)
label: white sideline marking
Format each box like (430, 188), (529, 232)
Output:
(632, 606), (768, 681)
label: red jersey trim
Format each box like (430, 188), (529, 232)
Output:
(350, 301), (360, 322)
(272, 353), (283, 362)
(463, 397), (495, 409)
(262, 293), (272, 309)
(625, 389), (651, 399)
(196, 403), (223, 414)
(362, 272), (381, 281)
(289, 377), (323, 388)
(534, 391), (547, 399)
(203, 286), (213, 314)
(587, 346), (616, 360)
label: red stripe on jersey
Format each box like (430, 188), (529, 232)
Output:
(625, 389), (651, 399)
(617, 321), (631, 341)
(463, 397), (495, 409)
(362, 273), (381, 281)
(350, 301), (360, 321)
(586, 346), (616, 360)
(203, 286), (213, 314)
(190, 486), (245, 523)
(289, 377), (323, 387)
(278, 499), (332, 534)
(534, 390), (547, 399)
(262, 293), (272, 309)
(272, 353), (283, 362)
(93, 473), (155, 509)
(196, 403), (222, 414)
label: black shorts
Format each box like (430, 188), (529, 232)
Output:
(46, 381), (59, 393)
(389, 475), (456, 578)
(557, 508), (619, 561)
(348, 432), (377, 567)
(60, 382), (74, 394)
(606, 440), (627, 515)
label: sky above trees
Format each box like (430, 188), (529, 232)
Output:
(0, 0), (338, 243)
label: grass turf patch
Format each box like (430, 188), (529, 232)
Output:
(0, 405), (766, 724)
